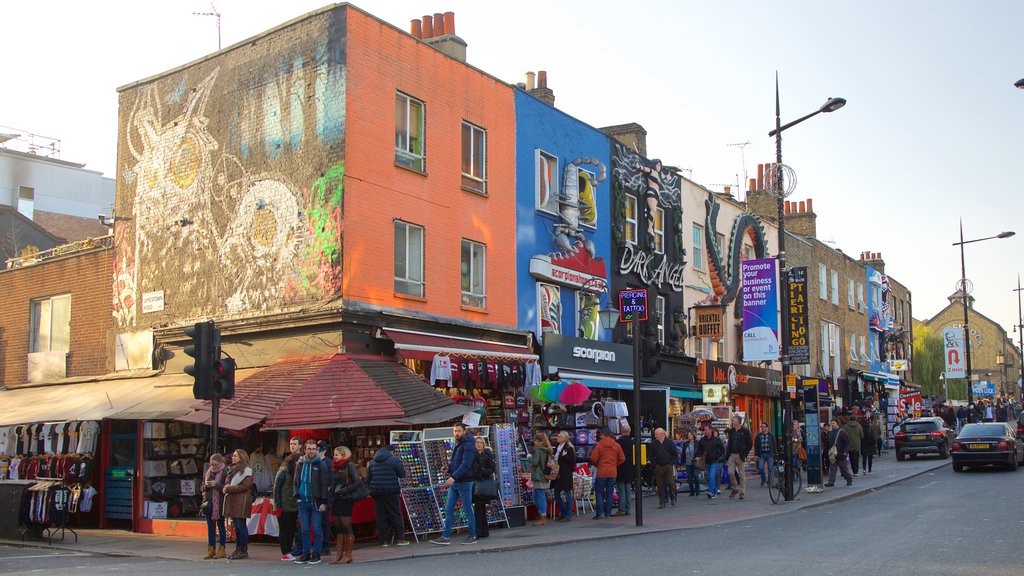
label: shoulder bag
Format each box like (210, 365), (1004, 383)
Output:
(473, 477), (499, 498)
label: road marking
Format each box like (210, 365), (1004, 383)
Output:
(2, 553), (91, 560)
(918, 481), (938, 489)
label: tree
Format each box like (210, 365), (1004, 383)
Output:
(913, 325), (949, 398)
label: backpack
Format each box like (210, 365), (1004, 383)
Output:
(543, 452), (560, 480)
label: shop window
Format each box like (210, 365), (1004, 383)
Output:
(18, 186), (34, 219)
(395, 92), (425, 171)
(652, 207), (665, 254)
(461, 121), (486, 194)
(818, 264), (827, 300)
(830, 270), (839, 305)
(538, 283), (561, 336)
(536, 150), (558, 214)
(30, 294), (71, 353)
(624, 194), (638, 245)
(692, 224), (704, 270)
(460, 239), (486, 308)
(394, 221), (424, 297)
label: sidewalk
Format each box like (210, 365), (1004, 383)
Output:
(1, 455), (948, 563)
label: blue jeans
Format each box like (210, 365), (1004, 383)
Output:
(442, 481), (476, 538)
(532, 487), (548, 518)
(554, 487), (573, 519)
(297, 501), (322, 555)
(615, 479), (633, 514)
(758, 454), (774, 483)
(594, 477), (615, 517)
(231, 517), (248, 547)
(707, 463), (722, 496)
(686, 464), (700, 495)
(205, 513), (226, 547)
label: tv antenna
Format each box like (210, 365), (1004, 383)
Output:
(194, 3), (222, 50)
(726, 140), (750, 200)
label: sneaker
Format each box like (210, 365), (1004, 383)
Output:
(823, 483), (834, 487)
(280, 553), (295, 561)
(710, 493), (718, 499)
(308, 553), (321, 565)
(760, 480), (766, 487)
(592, 515), (605, 520)
(729, 490), (738, 499)
(381, 542), (391, 548)
(294, 553), (309, 564)
(462, 536), (478, 545)
(854, 473), (859, 477)
(395, 539), (411, 546)
(739, 494), (745, 500)
(430, 536), (452, 546)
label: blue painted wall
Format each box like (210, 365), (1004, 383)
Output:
(866, 264), (887, 373)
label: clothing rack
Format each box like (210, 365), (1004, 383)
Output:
(28, 477), (78, 544)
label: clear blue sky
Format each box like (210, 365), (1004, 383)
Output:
(5, 1), (1023, 345)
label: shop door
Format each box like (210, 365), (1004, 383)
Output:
(104, 432), (136, 524)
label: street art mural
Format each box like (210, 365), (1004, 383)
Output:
(700, 191), (769, 308)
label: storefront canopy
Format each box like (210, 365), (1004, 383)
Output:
(384, 328), (538, 361)
(860, 371), (900, 388)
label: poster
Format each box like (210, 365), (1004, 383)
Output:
(741, 258), (780, 361)
(942, 326), (965, 379)
(787, 267), (809, 365)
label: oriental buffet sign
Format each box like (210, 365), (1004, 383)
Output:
(619, 245), (685, 292)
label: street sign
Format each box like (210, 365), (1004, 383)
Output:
(618, 289), (648, 322)
(942, 327), (965, 378)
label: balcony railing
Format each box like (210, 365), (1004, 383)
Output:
(6, 234), (113, 269)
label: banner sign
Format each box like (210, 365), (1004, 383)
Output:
(899, 387), (922, 415)
(695, 306), (724, 340)
(972, 381), (996, 397)
(741, 258), (780, 361)
(803, 379), (822, 487)
(787, 267), (809, 365)
(942, 327), (965, 378)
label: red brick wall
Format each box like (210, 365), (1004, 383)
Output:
(0, 248), (113, 388)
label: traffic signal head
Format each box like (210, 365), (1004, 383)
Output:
(641, 337), (662, 377)
(184, 321), (217, 400)
(213, 358), (236, 400)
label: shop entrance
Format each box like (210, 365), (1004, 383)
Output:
(104, 420), (137, 528)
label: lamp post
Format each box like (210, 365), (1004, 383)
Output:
(1014, 276), (1024, 404)
(953, 223), (1015, 417)
(766, 75), (845, 501)
(939, 372), (947, 401)
(1015, 78), (1024, 90)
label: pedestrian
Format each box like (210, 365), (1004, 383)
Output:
(589, 427), (625, 518)
(701, 427), (726, 499)
(860, 418), (875, 475)
(272, 452), (299, 561)
(725, 416), (752, 499)
(872, 414), (884, 456)
(201, 453), (228, 560)
(366, 444), (409, 547)
(842, 416), (863, 476)
(329, 446), (364, 564)
(956, 405), (967, 430)
(824, 418), (853, 487)
(284, 437), (304, 559)
(649, 427), (677, 508)
(527, 431), (553, 526)
(996, 401), (1007, 423)
(791, 420), (804, 470)
(431, 422), (478, 544)
(292, 439), (331, 564)
(754, 422), (776, 487)
(614, 422), (635, 515)
(682, 430), (700, 497)
(551, 431), (576, 522)
(472, 436), (497, 535)
(222, 449), (254, 560)
(316, 441), (333, 556)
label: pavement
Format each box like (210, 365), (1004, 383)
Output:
(0, 454), (949, 564)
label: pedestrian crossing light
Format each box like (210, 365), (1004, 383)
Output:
(213, 357), (236, 400)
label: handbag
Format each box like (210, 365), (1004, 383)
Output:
(474, 478), (498, 498)
(337, 462), (368, 501)
(797, 446), (808, 462)
(694, 456), (706, 471)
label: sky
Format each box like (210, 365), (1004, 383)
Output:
(5, 0), (1024, 343)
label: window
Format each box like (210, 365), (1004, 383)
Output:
(743, 244), (753, 262)
(693, 332), (704, 359)
(536, 150), (558, 213)
(460, 239), (486, 308)
(849, 332), (858, 362)
(715, 337), (725, 361)
(859, 335), (869, 363)
(18, 186), (34, 219)
(655, 295), (665, 345)
(577, 290), (600, 339)
(692, 224), (705, 270)
(461, 122), (486, 193)
(652, 207), (665, 253)
(538, 283), (562, 335)
(395, 92), (425, 171)
(857, 282), (866, 312)
(624, 194), (638, 246)
(577, 168), (598, 228)
(394, 221), (424, 297)
(830, 270), (839, 305)
(848, 279), (855, 309)
(30, 295), (71, 353)
(818, 264), (827, 300)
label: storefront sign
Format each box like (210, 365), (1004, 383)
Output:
(942, 326), (965, 378)
(618, 245), (685, 292)
(741, 258), (779, 361)
(702, 383), (730, 404)
(572, 346), (616, 364)
(787, 267), (809, 365)
(529, 256), (606, 291)
(695, 306), (724, 340)
(899, 387), (922, 414)
(972, 381), (996, 397)
(889, 359), (908, 371)
(803, 380), (822, 486)
(703, 360), (780, 397)
(618, 288), (649, 322)
(541, 333), (633, 377)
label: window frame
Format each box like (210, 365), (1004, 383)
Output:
(692, 224), (705, 270)
(848, 279), (855, 309)
(818, 264), (828, 300)
(460, 121), (487, 194)
(393, 220), (425, 298)
(18, 185), (35, 219)
(652, 206), (665, 254)
(29, 294), (71, 353)
(655, 295), (666, 345)
(830, 270), (839, 305)
(538, 283), (562, 336)
(395, 92), (426, 172)
(577, 167), (598, 229)
(535, 149), (559, 214)
(460, 238), (486, 309)
(624, 193), (638, 246)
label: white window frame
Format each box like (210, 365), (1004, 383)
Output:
(394, 220), (425, 297)
(538, 283), (562, 336)
(652, 206), (665, 254)
(858, 282), (867, 312)
(848, 279), (855, 309)
(395, 92), (425, 171)
(821, 322), (830, 376)
(460, 239), (486, 308)
(536, 150), (558, 214)
(693, 224), (705, 270)
(830, 270), (839, 305)
(818, 264), (828, 300)
(655, 295), (666, 345)
(624, 194), (638, 246)
(849, 332), (858, 363)
(18, 186), (34, 220)
(30, 294), (71, 353)
(461, 121), (486, 194)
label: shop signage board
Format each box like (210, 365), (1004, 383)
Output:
(618, 288), (649, 322)
(702, 383), (730, 404)
(741, 258), (779, 361)
(787, 267), (809, 365)
(889, 359), (908, 371)
(695, 306), (724, 340)
(972, 381), (996, 397)
(942, 327), (965, 378)
(541, 334), (633, 377)
(899, 387), (922, 415)
(803, 379), (822, 486)
(704, 360), (780, 397)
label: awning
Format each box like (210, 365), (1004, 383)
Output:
(860, 371), (900, 388)
(384, 328), (538, 361)
(557, 371), (635, 391)
(670, 389), (703, 400)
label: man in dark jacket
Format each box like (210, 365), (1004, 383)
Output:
(754, 422), (776, 487)
(725, 416), (753, 499)
(431, 423), (477, 546)
(292, 440), (332, 564)
(650, 428), (677, 508)
(614, 422), (635, 516)
(366, 444), (407, 546)
(825, 418), (853, 487)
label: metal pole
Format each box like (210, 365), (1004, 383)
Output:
(633, 316), (643, 527)
(960, 221), (974, 415)
(211, 395), (219, 458)
(1015, 276), (1024, 404)
(775, 75), (795, 502)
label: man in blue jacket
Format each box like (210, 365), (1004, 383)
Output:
(366, 444), (408, 546)
(292, 439), (331, 564)
(431, 422), (477, 545)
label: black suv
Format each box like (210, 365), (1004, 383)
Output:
(894, 417), (956, 460)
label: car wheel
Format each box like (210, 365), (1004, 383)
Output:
(953, 463), (964, 472)
(896, 450), (905, 462)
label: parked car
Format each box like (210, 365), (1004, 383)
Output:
(951, 423), (1024, 472)
(894, 417), (956, 461)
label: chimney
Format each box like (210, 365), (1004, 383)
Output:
(421, 15), (433, 38)
(432, 12), (444, 37)
(528, 69), (556, 106)
(787, 197), (817, 239)
(862, 251), (886, 273)
(443, 12), (455, 35)
(410, 19), (422, 38)
(749, 178), (756, 192)
(599, 123), (648, 157)
(756, 164), (764, 191)
(525, 71), (536, 91)
(421, 11), (468, 62)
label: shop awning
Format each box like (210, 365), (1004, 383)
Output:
(383, 328), (538, 361)
(557, 372), (635, 391)
(670, 389), (703, 399)
(860, 371), (900, 388)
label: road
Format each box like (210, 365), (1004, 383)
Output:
(1, 462), (1019, 575)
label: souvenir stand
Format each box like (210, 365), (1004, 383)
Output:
(25, 477), (77, 543)
(141, 421), (205, 521)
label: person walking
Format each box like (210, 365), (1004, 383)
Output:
(316, 441), (333, 556)
(526, 432), (553, 526)
(614, 422), (636, 514)
(222, 449), (254, 560)
(825, 418), (853, 487)
(329, 446), (364, 564)
(842, 416), (863, 476)
(472, 436), (497, 536)
(859, 418), (875, 475)
(682, 430), (700, 497)
(292, 439), (331, 564)
(702, 427), (726, 499)
(272, 453), (299, 561)
(284, 437), (304, 559)
(366, 444), (408, 547)
(649, 428), (677, 508)
(956, 405), (968, 431)
(589, 427), (625, 519)
(872, 414), (884, 455)
(551, 431), (576, 522)
(201, 453), (228, 560)
(431, 423), (478, 544)
(754, 422), (776, 487)
(725, 416), (752, 499)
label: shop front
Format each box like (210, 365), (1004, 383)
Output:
(698, 360), (782, 433)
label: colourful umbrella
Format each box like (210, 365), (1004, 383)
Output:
(558, 381), (592, 405)
(543, 382), (569, 403)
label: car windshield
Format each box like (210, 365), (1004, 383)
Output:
(958, 424), (1006, 438)
(902, 421), (939, 433)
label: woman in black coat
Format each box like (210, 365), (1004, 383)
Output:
(551, 431), (577, 521)
(471, 436), (497, 538)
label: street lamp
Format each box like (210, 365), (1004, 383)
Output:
(1015, 78), (1024, 90)
(767, 75), (845, 501)
(939, 372), (947, 401)
(953, 222), (1015, 417)
(1013, 276), (1024, 403)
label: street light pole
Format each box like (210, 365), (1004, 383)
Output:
(1014, 276), (1024, 404)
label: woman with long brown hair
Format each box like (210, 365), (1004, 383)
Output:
(529, 432), (553, 526)
(222, 449), (254, 560)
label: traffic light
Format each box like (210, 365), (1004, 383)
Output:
(213, 357), (236, 400)
(641, 336), (662, 377)
(184, 321), (217, 400)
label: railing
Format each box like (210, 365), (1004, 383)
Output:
(5, 234), (113, 269)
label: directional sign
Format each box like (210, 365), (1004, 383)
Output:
(618, 289), (648, 322)
(942, 327), (965, 378)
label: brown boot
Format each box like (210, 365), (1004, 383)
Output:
(340, 535), (354, 564)
(329, 539), (346, 564)
(202, 546), (215, 559)
(533, 517), (548, 526)
(214, 545), (226, 559)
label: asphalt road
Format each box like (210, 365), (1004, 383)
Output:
(2, 461), (1020, 575)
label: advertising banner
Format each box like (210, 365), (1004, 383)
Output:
(741, 258), (780, 361)
(787, 267), (809, 365)
(942, 327), (965, 379)
(803, 380), (822, 487)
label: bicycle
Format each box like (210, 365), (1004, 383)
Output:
(766, 453), (803, 504)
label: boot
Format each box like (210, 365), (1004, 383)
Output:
(226, 546), (241, 560)
(202, 546), (215, 560)
(214, 545), (226, 559)
(235, 545), (248, 560)
(329, 539), (346, 565)
(340, 535), (354, 564)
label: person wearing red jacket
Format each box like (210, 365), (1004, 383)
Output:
(589, 427), (625, 519)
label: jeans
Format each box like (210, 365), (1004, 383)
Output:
(615, 479), (633, 513)
(828, 455), (853, 485)
(594, 477), (615, 517)
(532, 487), (547, 518)
(727, 454), (747, 496)
(231, 517), (248, 547)
(861, 452), (873, 473)
(686, 464), (700, 495)
(554, 487), (573, 519)
(442, 481), (476, 538)
(205, 513), (226, 547)
(848, 451), (860, 475)
(757, 454), (774, 483)
(707, 462), (722, 496)
(655, 464), (676, 505)
(297, 501), (322, 555)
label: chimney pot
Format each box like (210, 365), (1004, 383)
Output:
(757, 164), (764, 190)
(798, 201), (806, 213)
(538, 70), (548, 89)
(443, 11), (455, 35)
(525, 71), (536, 91)
(410, 19), (422, 38)
(748, 178), (756, 192)
(784, 201), (791, 214)
(806, 198), (813, 213)
(422, 15), (433, 38)
(433, 13), (444, 37)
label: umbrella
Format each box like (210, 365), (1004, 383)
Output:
(687, 408), (716, 420)
(558, 381), (592, 405)
(543, 382), (569, 403)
